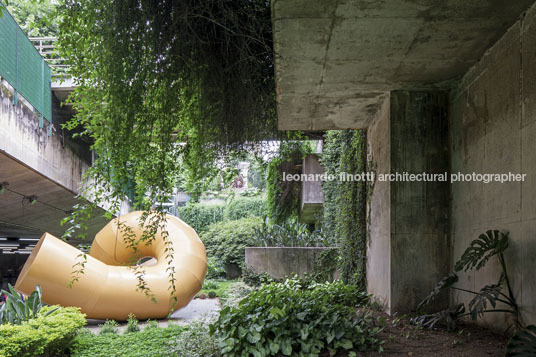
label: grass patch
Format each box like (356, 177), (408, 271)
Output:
(196, 279), (237, 298)
(70, 325), (185, 357)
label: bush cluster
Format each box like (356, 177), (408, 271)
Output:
(177, 203), (225, 232)
(0, 306), (86, 357)
(223, 196), (265, 221)
(200, 216), (263, 268)
(211, 279), (383, 356)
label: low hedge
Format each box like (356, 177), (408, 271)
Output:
(177, 203), (225, 233)
(223, 197), (265, 221)
(0, 306), (86, 357)
(200, 217), (263, 268)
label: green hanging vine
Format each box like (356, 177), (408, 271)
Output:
(53, 0), (278, 306)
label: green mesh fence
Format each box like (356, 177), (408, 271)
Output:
(0, 8), (52, 122)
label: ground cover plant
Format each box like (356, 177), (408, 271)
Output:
(210, 279), (384, 356)
(70, 324), (185, 357)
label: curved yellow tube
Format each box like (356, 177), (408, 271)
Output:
(14, 211), (207, 320)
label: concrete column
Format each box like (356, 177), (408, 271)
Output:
(368, 90), (450, 313)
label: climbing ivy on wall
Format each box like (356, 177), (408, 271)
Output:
(321, 130), (368, 288)
(265, 140), (312, 223)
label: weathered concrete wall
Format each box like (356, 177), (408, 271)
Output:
(449, 3), (536, 328)
(367, 91), (450, 314)
(245, 247), (337, 279)
(367, 97), (391, 311)
(0, 84), (88, 193)
(390, 90), (450, 313)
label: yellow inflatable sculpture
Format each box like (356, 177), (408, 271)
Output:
(15, 211), (207, 320)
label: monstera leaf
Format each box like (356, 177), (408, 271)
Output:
(454, 230), (508, 272)
(468, 274), (505, 320)
(506, 325), (536, 356)
(417, 273), (458, 311)
(411, 304), (465, 331)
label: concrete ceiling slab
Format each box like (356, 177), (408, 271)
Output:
(273, 0), (535, 130)
(0, 153), (108, 241)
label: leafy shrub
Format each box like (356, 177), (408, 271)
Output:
(253, 219), (328, 247)
(223, 196), (265, 221)
(99, 320), (120, 335)
(71, 325), (185, 357)
(0, 306), (86, 357)
(177, 203), (225, 233)
(241, 268), (275, 287)
(0, 284), (57, 325)
(210, 279), (382, 356)
(201, 217), (263, 268)
(171, 320), (221, 357)
(126, 314), (140, 333)
(208, 291), (217, 299)
(206, 256), (226, 279)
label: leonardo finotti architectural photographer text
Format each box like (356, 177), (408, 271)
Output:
(283, 172), (527, 184)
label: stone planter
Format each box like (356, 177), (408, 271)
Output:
(245, 247), (338, 280)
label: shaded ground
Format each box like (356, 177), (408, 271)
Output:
(363, 311), (507, 356)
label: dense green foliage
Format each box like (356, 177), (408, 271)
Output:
(266, 141), (312, 223)
(56, 0), (277, 211)
(223, 196), (265, 221)
(71, 325), (185, 357)
(0, 284), (57, 325)
(206, 256), (226, 279)
(201, 217), (263, 268)
(321, 130), (368, 287)
(177, 203), (225, 233)
(5, 0), (58, 37)
(253, 219), (328, 247)
(0, 306), (86, 357)
(211, 279), (383, 356)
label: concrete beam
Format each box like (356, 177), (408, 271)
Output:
(273, 0), (535, 130)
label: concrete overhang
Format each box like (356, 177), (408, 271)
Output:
(0, 152), (107, 240)
(272, 0), (535, 130)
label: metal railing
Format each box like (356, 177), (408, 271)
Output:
(29, 37), (69, 78)
(0, 8), (52, 122)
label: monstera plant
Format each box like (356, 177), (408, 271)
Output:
(413, 230), (519, 331)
